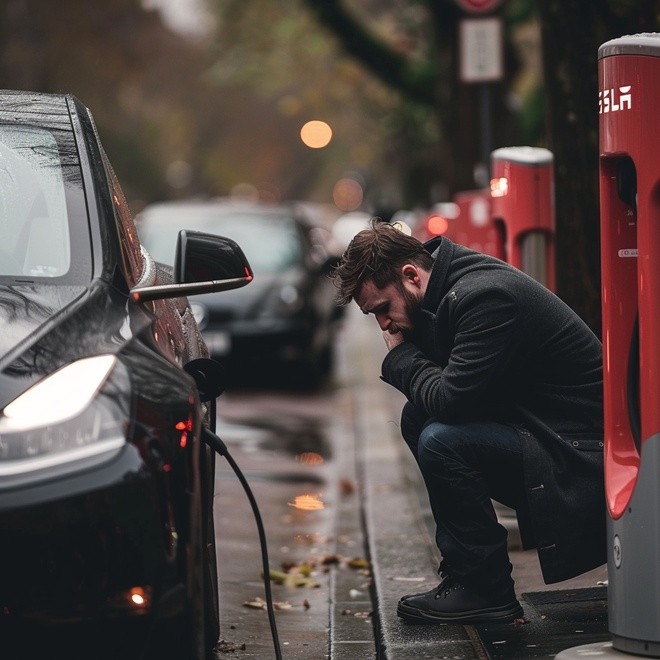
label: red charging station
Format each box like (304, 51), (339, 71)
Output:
(490, 146), (556, 291)
(598, 33), (660, 658)
(452, 189), (503, 258)
(418, 190), (504, 259)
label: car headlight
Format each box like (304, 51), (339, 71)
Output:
(0, 355), (127, 479)
(258, 284), (303, 319)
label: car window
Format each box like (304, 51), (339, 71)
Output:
(204, 215), (303, 273)
(0, 125), (71, 277)
(139, 209), (304, 275)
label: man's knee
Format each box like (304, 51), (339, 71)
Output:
(400, 402), (425, 441)
(418, 422), (463, 468)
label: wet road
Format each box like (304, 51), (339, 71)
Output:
(212, 314), (378, 659)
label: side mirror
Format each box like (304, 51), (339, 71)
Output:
(131, 230), (253, 302)
(175, 230), (252, 284)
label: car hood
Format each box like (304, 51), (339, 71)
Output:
(0, 281), (131, 408)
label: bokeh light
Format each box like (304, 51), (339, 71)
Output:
(427, 214), (449, 235)
(332, 177), (364, 212)
(300, 120), (333, 149)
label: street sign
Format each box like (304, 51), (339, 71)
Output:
(459, 17), (503, 83)
(455, 0), (502, 14)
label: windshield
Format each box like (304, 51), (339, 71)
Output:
(0, 126), (71, 277)
(139, 208), (304, 274)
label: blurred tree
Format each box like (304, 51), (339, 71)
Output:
(295, 0), (659, 330)
(0, 0), (309, 207)
(205, 0), (452, 209)
(205, 0), (551, 200)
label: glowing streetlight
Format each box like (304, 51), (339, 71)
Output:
(300, 120), (332, 149)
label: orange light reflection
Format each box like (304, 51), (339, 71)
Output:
(288, 494), (325, 511)
(295, 452), (324, 465)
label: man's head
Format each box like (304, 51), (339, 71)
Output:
(331, 219), (434, 333)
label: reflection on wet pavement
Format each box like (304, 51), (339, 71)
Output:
(217, 413), (332, 460)
(288, 493), (325, 511)
(214, 396), (345, 658)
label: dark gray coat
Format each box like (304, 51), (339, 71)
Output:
(381, 237), (606, 584)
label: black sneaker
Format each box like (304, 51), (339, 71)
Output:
(397, 575), (523, 625)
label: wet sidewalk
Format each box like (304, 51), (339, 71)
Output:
(340, 305), (611, 659)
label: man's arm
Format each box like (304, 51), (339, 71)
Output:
(381, 287), (521, 423)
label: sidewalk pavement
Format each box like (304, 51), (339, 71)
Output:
(333, 306), (610, 659)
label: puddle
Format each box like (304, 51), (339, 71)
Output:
(217, 413), (332, 461)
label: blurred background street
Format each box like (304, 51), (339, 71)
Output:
(0, 0), (655, 337)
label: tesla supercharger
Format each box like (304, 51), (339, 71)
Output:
(420, 189), (505, 259)
(598, 33), (660, 658)
(451, 189), (504, 259)
(490, 146), (556, 291)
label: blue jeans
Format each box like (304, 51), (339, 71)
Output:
(401, 402), (527, 587)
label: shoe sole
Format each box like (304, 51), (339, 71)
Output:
(397, 599), (524, 625)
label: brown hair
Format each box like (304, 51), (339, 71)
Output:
(331, 219), (434, 305)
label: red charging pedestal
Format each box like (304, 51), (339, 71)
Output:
(599, 33), (660, 658)
(490, 146), (556, 290)
(418, 189), (504, 259)
(451, 189), (503, 259)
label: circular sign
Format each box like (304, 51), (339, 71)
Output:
(455, 0), (502, 14)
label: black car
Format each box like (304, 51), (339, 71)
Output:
(0, 90), (253, 659)
(138, 200), (342, 388)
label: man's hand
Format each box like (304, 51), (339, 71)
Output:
(382, 329), (405, 350)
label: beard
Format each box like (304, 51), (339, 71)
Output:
(390, 284), (423, 335)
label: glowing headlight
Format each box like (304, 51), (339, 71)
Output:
(279, 284), (301, 308)
(257, 284), (303, 320)
(0, 355), (126, 477)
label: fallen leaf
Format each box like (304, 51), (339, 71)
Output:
(340, 478), (355, 495)
(216, 639), (247, 653)
(243, 597), (267, 610)
(262, 569), (320, 588)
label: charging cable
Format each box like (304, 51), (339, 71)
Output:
(202, 427), (283, 660)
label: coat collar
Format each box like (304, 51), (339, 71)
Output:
(421, 236), (455, 312)
(404, 236), (455, 349)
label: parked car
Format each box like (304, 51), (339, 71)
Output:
(0, 90), (253, 659)
(137, 199), (342, 387)
(330, 210), (372, 250)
